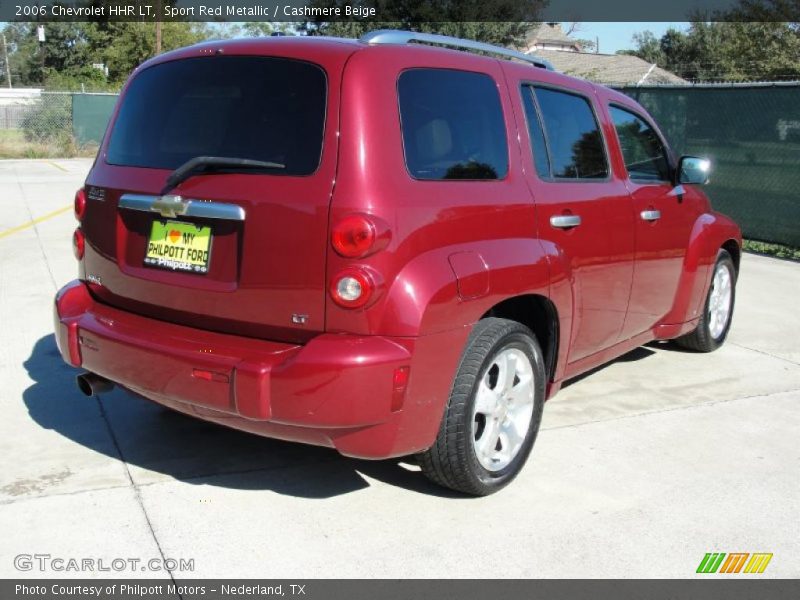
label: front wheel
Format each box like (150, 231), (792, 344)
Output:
(418, 318), (545, 496)
(675, 249), (737, 352)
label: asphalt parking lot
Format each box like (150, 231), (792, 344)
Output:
(1, 158), (798, 579)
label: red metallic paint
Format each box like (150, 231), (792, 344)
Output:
(54, 37), (741, 459)
(83, 39), (359, 344)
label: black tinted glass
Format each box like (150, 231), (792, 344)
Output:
(610, 106), (671, 182)
(521, 86), (551, 178)
(533, 87), (608, 179)
(398, 69), (508, 180)
(107, 56), (326, 176)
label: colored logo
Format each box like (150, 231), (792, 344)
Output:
(696, 552), (773, 574)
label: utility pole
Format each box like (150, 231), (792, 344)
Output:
(1, 34), (11, 88)
(155, 0), (162, 54)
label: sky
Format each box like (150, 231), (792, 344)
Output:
(576, 22), (689, 54)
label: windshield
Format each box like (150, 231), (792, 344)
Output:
(106, 56), (327, 176)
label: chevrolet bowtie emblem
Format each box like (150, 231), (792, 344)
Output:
(151, 194), (189, 218)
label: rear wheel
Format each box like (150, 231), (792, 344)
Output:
(419, 318), (545, 496)
(675, 249), (736, 352)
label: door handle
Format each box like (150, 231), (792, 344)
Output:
(640, 209), (661, 222)
(550, 214), (582, 229)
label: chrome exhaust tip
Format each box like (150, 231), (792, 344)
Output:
(76, 372), (114, 397)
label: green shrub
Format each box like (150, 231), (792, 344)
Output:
(743, 239), (800, 261)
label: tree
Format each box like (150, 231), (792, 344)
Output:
(721, 0), (800, 23)
(2, 22), (94, 86)
(624, 9), (800, 82)
(626, 22), (800, 82)
(1, 20), (210, 88)
(563, 23), (596, 53)
(90, 21), (209, 83)
(2, 0), (549, 89)
(621, 30), (664, 64)
(299, 0), (545, 47)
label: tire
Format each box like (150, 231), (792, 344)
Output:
(418, 318), (546, 496)
(675, 249), (737, 352)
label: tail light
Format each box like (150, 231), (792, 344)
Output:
(331, 213), (391, 258)
(329, 214), (389, 309)
(73, 228), (85, 259)
(74, 188), (87, 221)
(331, 214), (376, 258)
(330, 268), (374, 309)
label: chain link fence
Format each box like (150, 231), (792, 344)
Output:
(617, 82), (800, 247)
(0, 91), (117, 157)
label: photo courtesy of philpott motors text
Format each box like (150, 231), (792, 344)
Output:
(0, 0), (799, 593)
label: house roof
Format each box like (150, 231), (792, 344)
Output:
(525, 23), (581, 49)
(531, 49), (687, 86)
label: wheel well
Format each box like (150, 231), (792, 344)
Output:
(722, 239), (741, 273)
(481, 295), (559, 381)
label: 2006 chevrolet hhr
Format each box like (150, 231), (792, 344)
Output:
(55, 31), (741, 495)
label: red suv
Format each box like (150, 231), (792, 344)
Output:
(54, 31), (741, 495)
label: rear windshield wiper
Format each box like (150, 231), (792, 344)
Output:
(162, 156), (285, 194)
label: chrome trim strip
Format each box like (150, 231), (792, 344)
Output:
(640, 210), (662, 222)
(119, 194), (245, 221)
(118, 193), (153, 212)
(361, 30), (555, 72)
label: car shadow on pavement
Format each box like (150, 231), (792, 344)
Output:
(561, 345), (657, 389)
(23, 335), (465, 500)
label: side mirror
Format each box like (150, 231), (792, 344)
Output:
(677, 156), (711, 185)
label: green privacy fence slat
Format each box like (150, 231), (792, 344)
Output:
(616, 84), (800, 247)
(71, 93), (117, 146)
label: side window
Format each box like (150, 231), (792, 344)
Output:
(609, 106), (671, 182)
(398, 69), (508, 180)
(533, 87), (609, 179)
(520, 86), (551, 178)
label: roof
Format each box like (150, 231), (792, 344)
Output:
(525, 23), (581, 50)
(531, 49), (687, 85)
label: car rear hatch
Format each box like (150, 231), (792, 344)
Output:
(82, 42), (355, 343)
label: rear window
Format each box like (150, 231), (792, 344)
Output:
(107, 56), (326, 176)
(398, 68), (508, 180)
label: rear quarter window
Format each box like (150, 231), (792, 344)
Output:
(398, 68), (508, 180)
(107, 56), (327, 176)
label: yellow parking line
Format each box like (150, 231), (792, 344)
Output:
(48, 161), (69, 172)
(0, 205), (72, 240)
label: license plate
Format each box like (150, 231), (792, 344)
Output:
(144, 220), (212, 274)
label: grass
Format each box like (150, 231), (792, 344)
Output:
(0, 129), (98, 159)
(743, 239), (800, 261)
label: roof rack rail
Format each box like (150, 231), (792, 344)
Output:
(360, 30), (555, 71)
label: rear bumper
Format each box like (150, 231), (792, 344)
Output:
(54, 280), (467, 458)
